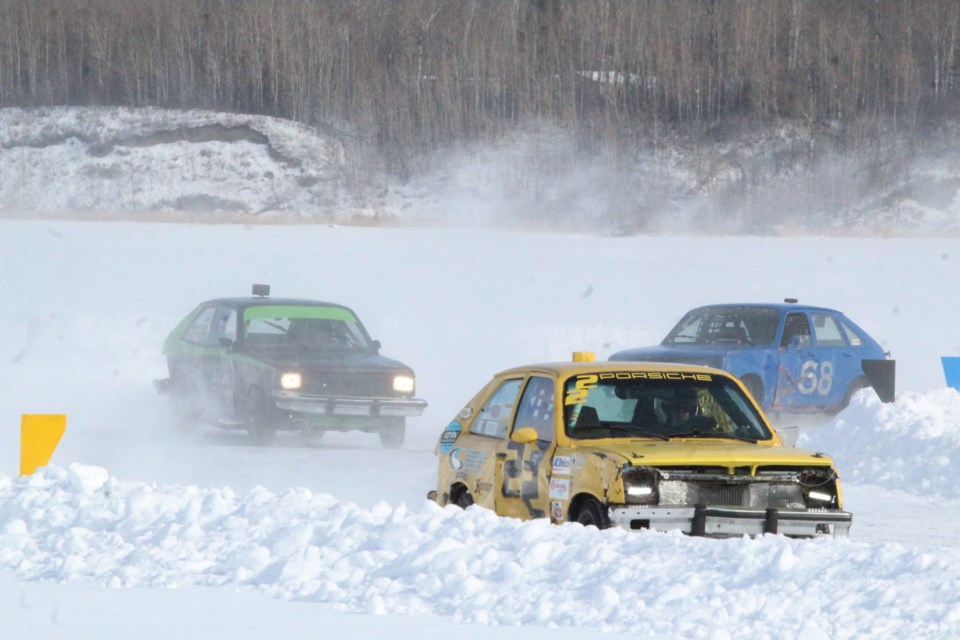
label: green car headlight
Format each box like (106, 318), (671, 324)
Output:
(393, 375), (415, 394)
(280, 372), (302, 390)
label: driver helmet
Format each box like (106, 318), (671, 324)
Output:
(664, 387), (700, 415)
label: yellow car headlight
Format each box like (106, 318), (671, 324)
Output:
(280, 372), (302, 390)
(622, 466), (659, 505)
(393, 375), (415, 393)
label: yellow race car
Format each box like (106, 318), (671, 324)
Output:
(430, 353), (851, 537)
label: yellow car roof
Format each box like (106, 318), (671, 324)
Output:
(496, 358), (731, 379)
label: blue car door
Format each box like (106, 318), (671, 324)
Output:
(775, 311), (820, 408)
(809, 311), (854, 409)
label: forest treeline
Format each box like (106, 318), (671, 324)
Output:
(2, 0), (959, 177)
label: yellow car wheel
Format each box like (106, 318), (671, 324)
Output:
(452, 485), (474, 509)
(575, 498), (610, 529)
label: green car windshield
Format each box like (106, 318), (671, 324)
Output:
(563, 372), (773, 441)
(242, 305), (373, 352)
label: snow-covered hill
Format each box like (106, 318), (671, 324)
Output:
(0, 107), (348, 220)
(3, 107), (960, 235)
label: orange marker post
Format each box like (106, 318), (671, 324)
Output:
(20, 414), (66, 475)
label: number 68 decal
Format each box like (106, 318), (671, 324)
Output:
(799, 360), (834, 395)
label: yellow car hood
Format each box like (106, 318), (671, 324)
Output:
(587, 439), (835, 468)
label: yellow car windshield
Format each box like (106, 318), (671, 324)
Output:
(563, 373), (772, 441)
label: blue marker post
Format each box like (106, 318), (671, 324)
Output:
(941, 357), (960, 390)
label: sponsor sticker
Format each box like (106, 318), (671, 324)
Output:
(549, 478), (571, 500)
(571, 453), (586, 470)
(438, 421), (461, 453)
(551, 501), (564, 522)
(552, 455), (572, 475)
(474, 478), (493, 496)
(448, 448), (487, 473)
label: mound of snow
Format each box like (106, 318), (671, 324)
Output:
(2, 465), (959, 638)
(799, 388), (960, 499)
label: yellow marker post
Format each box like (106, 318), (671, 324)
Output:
(20, 414), (66, 476)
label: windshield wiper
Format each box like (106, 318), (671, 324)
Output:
(611, 424), (670, 440)
(669, 431), (758, 443)
(574, 424), (669, 441)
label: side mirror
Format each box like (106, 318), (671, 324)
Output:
(372, 339), (382, 352)
(511, 427), (539, 444)
(788, 335), (804, 349)
(219, 337), (234, 348)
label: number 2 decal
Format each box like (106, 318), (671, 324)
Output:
(799, 360), (834, 395)
(565, 374), (597, 405)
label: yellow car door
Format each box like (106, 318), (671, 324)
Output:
(494, 375), (558, 520)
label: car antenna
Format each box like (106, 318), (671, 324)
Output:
(784, 297), (798, 304)
(252, 284), (270, 297)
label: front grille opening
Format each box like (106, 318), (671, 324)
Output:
(659, 481), (805, 508)
(301, 371), (401, 397)
(630, 519), (651, 530)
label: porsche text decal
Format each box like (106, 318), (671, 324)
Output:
(565, 372), (714, 405)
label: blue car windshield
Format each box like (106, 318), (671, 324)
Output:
(663, 306), (780, 346)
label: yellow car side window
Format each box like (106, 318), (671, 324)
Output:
(471, 378), (523, 438)
(513, 376), (556, 442)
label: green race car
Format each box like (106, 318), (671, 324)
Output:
(154, 284), (426, 447)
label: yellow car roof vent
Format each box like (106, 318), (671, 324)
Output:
(572, 351), (595, 362)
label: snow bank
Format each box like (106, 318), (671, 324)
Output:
(2, 461), (959, 638)
(801, 389), (960, 499)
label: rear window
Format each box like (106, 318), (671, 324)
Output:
(839, 319), (864, 346)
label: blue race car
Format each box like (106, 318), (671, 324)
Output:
(609, 300), (895, 414)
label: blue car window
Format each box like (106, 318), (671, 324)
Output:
(781, 313), (812, 348)
(664, 306), (779, 345)
(742, 309), (780, 344)
(665, 314), (703, 343)
(839, 319), (864, 346)
(812, 313), (846, 347)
